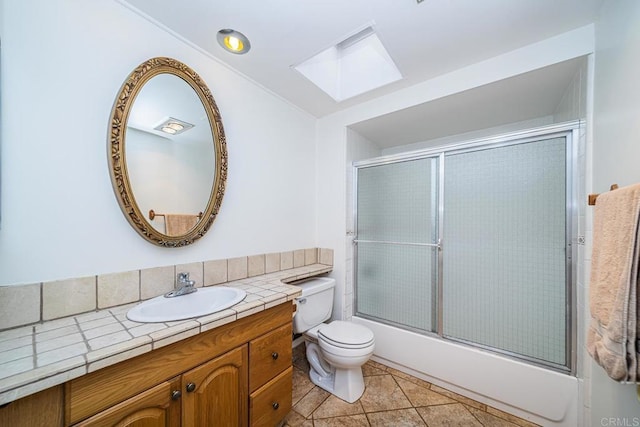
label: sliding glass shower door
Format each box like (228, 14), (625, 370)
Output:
(442, 138), (568, 367)
(354, 157), (439, 333)
(353, 129), (573, 371)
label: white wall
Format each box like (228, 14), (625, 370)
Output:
(590, 1), (640, 424)
(0, 0), (317, 286)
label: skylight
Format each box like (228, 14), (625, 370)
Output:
(293, 27), (402, 102)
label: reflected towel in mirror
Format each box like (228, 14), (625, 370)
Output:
(164, 214), (199, 236)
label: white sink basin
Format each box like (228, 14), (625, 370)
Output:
(127, 286), (246, 323)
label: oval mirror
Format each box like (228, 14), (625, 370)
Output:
(108, 57), (227, 247)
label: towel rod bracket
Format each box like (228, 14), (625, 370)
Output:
(588, 184), (619, 206)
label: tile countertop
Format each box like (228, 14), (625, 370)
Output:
(0, 264), (331, 405)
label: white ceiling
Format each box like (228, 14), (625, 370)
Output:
(120, 0), (603, 144)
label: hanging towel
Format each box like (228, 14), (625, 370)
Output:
(587, 183), (640, 382)
(164, 214), (199, 236)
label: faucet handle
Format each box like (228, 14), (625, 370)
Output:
(177, 272), (190, 283)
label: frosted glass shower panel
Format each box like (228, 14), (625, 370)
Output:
(355, 158), (438, 332)
(356, 159), (437, 243)
(357, 245), (436, 331)
(442, 138), (567, 366)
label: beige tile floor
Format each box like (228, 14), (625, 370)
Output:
(285, 343), (539, 427)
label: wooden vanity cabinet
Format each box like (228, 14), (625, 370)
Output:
(76, 347), (248, 427)
(0, 385), (64, 427)
(63, 302), (293, 427)
(181, 345), (247, 427)
(73, 377), (181, 427)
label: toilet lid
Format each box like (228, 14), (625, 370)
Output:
(318, 321), (374, 348)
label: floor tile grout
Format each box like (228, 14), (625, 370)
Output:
(285, 343), (539, 427)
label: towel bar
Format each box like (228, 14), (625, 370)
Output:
(149, 209), (203, 220)
(588, 184), (619, 206)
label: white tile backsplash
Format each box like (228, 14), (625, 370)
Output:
(140, 266), (175, 300)
(97, 271), (139, 309)
(0, 248), (333, 332)
(248, 254), (266, 277)
(0, 284), (41, 330)
(280, 251), (294, 270)
(304, 248), (318, 265)
(265, 253), (281, 273)
(293, 250), (305, 268)
(228, 257), (248, 281)
(42, 277), (96, 320)
(204, 259), (227, 285)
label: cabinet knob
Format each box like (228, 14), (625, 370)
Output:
(186, 382), (196, 393)
(271, 352), (279, 360)
(171, 390), (182, 401)
(272, 402), (280, 410)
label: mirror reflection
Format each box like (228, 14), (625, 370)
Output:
(126, 74), (215, 236)
(108, 57), (227, 247)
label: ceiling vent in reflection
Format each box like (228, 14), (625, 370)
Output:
(153, 117), (194, 135)
(293, 26), (402, 102)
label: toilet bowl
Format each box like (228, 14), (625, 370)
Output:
(305, 321), (374, 402)
(293, 277), (375, 403)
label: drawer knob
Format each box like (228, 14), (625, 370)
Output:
(186, 382), (196, 393)
(171, 390), (182, 401)
(271, 352), (279, 360)
(272, 402), (280, 410)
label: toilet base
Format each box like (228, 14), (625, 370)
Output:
(309, 364), (365, 403)
(306, 342), (365, 403)
(309, 366), (335, 394)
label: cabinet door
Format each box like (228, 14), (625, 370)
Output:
(74, 377), (181, 427)
(182, 345), (248, 427)
(0, 385), (63, 427)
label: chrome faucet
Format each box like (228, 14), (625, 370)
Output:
(164, 272), (197, 298)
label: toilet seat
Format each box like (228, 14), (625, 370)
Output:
(318, 321), (375, 349)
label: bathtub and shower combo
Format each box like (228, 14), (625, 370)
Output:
(350, 123), (581, 426)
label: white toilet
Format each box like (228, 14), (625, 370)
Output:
(293, 277), (375, 403)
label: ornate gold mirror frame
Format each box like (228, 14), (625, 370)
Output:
(108, 57), (227, 247)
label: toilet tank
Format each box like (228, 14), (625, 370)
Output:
(292, 277), (335, 334)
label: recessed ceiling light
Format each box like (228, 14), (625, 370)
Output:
(153, 117), (194, 136)
(217, 29), (251, 54)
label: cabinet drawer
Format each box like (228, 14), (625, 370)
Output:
(249, 322), (292, 392)
(249, 367), (292, 427)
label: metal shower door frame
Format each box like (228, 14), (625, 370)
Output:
(352, 121), (578, 374)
